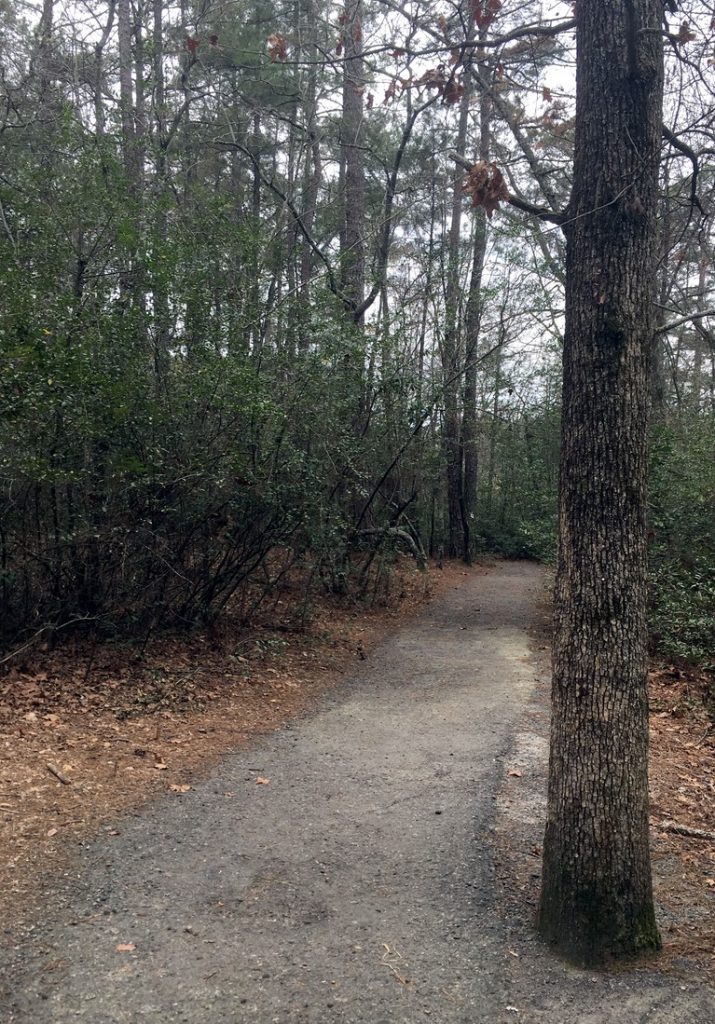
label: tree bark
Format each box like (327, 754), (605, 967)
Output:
(151, 0), (170, 380)
(461, 55), (491, 564)
(340, 0), (366, 323)
(538, 0), (664, 964)
(441, 66), (472, 558)
(117, 0), (138, 190)
(299, 0), (322, 328)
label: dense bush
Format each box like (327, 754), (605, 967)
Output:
(0, 313), (427, 645)
(649, 422), (715, 664)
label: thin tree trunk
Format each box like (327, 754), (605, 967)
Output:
(249, 111), (263, 358)
(151, 0), (170, 380)
(93, 2), (115, 136)
(461, 55), (491, 563)
(340, 0), (365, 323)
(117, 0), (138, 190)
(35, 0), (55, 104)
(441, 65), (472, 558)
(538, 0), (664, 964)
(299, 0), (322, 336)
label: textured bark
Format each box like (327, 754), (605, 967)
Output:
(299, 0), (322, 324)
(117, 0), (138, 190)
(461, 68), (491, 564)
(537, 0), (664, 965)
(35, 0), (55, 102)
(92, 2), (115, 135)
(340, 0), (366, 323)
(151, 0), (170, 379)
(441, 71), (472, 558)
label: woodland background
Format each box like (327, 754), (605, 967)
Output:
(0, 0), (713, 669)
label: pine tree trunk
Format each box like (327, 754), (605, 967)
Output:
(151, 0), (170, 380)
(299, 0), (322, 334)
(117, 0), (138, 190)
(340, 0), (365, 323)
(538, 0), (664, 965)
(461, 59), (491, 564)
(442, 71), (472, 558)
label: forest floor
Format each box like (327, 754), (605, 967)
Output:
(0, 557), (457, 923)
(1, 560), (714, 1022)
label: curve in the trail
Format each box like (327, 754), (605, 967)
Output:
(2, 561), (713, 1023)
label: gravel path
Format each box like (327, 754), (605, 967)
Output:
(2, 561), (713, 1023)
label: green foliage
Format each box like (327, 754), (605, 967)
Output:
(475, 394), (560, 562)
(648, 421), (715, 664)
(0, 0), (711, 673)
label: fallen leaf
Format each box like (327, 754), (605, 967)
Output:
(507, 769), (523, 778)
(169, 784), (191, 794)
(154, 762), (168, 770)
(46, 827), (58, 837)
(115, 943), (136, 952)
(255, 777), (270, 785)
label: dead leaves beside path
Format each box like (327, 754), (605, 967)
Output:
(647, 664), (715, 968)
(0, 559), (465, 929)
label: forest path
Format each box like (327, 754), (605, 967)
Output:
(2, 561), (713, 1023)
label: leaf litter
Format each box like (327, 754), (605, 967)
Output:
(0, 559), (466, 930)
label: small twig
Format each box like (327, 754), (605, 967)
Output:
(383, 962), (409, 984)
(1, 616), (97, 665)
(380, 943), (410, 985)
(695, 725), (714, 748)
(655, 819), (715, 842)
(46, 763), (72, 785)
(655, 305), (715, 336)
(662, 124), (707, 220)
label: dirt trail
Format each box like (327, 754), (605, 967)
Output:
(2, 562), (713, 1023)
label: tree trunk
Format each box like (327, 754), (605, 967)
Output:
(441, 68), (472, 558)
(299, 0), (322, 333)
(35, 0), (55, 104)
(537, 0), (664, 964)
(151, 0), (170, 380)
(340, 0), (366, 323)
(117, 0), (138, 190)
(461, 56), (491, 564)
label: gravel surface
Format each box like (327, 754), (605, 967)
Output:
(2, 561), (713, 1023)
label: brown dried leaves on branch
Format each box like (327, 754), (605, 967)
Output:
(677, 21), (697, 44)
(463, 161), (510, 217)
(443, 79), (465, 104)
(472, 0), (502, 31)
(390, 66), (465, 106)
(267, 33), (288, 62)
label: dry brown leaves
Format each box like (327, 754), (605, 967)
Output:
(463, 161), (510, 217)
(266, 33), (288, 62)
(648, 664), (715, 969)
(0, 560), (469, 928)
